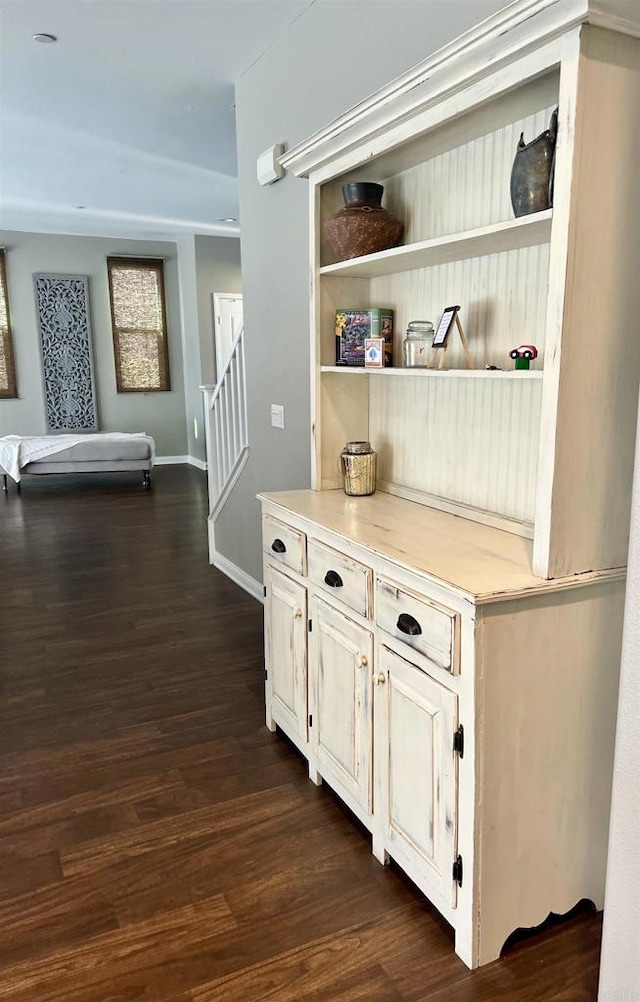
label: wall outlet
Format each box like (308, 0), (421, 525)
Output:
(270, 404), (285, 429)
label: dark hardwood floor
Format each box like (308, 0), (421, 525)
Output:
(0, 467), (602, 1001)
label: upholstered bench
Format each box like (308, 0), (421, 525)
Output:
(1, 434), (155, 492)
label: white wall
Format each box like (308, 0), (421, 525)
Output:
(221, 0), (507, 582)
(195, 233), (242, 386)
(0, 230), (187, 455)
(177, 233), (242, 465)
(598, 398), (640, 1001)
(177, 236), (202, 462)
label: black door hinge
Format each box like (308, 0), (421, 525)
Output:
(264, 667), (268, 679)
(453, 724), (464, 759)
(263, 585), (267, 598)
(453, 855), (463, 887)
(308, 619), (313, 632)
(308, 714), (313, 727)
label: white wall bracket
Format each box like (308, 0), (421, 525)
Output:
(257, 143), (285, 185)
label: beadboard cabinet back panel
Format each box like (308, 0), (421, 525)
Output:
(369, 373), (542, 526)
(369, 243), (550, 370)
(383, 99), (560, 243)
(319, 74), (559, 267)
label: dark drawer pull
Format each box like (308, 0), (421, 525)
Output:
(324, 569), (343, 588)
(271, 538), (287, 554)
(397, 613), (422, 637)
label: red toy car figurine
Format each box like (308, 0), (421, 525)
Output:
(509, 344), (538, 369)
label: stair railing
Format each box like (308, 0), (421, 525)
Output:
(201, 324), (249, 526)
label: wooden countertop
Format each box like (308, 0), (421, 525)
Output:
(258, 490), (623, 603)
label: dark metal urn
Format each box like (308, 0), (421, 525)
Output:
(510, 109), (558, 217)
(324, 182), (403, 261)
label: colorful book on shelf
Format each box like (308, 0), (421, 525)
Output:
(335, 308), (394, 367)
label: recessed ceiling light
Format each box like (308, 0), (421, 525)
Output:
(218, 217), (237, 223)
(33, 33), (57, 43)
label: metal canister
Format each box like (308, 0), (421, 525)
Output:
(340, 441), (377, 496)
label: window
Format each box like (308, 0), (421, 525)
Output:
(107, 257), (170, 392)
(0, 250), (17, 398)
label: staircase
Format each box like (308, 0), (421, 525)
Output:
(202, 325), (249, 552)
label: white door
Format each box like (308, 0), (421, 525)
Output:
(378, 644), (459, 908)
(213, 293), (243, 378)
(265, 565), (307, 743)
(309, 596), (373, 813)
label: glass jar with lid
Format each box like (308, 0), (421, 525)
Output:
(403, 320), (434, 368)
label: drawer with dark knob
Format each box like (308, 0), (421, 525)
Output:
(376, 576), (459, 673)
(308, 539), (372, 618)
(262, 514), (306, 575)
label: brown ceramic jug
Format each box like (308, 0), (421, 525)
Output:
(324, 183), (403, 261)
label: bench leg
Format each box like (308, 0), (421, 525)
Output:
(2, 475), (6, 493)
(143, 470), (151, 489)
(16, 480), (21, 494)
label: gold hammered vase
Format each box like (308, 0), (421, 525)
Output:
(340, 441), (377, 496)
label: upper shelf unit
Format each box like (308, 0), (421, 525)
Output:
(319, 210), (553, 279)
(284, 5), (640, 579)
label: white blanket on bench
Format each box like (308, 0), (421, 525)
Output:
(0, 433), (151, 482)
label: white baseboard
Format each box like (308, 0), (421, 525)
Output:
(155, 455), (207, 471)
(211, 549), (263, 604)
(155, 455), (189, 465)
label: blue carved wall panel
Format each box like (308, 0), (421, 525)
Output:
(33, 273), (98, 432)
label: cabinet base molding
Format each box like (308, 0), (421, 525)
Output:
(478, 897), (600, 968)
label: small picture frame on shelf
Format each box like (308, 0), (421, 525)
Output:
(433, 305), (460, 348)
(364, 338), (385, 368)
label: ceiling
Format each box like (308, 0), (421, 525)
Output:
(0, 0), (313, 241)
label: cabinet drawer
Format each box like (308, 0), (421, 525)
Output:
(375, 577), (459, 673)
(262, 515), (306, 575)
(308, 539), (372, 618)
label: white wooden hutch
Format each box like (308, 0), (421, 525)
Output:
(258, 0), (640, 969)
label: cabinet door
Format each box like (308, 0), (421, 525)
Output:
(310, 597), (373, 813)
(265, 565), (307, 742)
(378, 645), (459, 907)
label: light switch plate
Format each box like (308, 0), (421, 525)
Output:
(270, 404), (285, 429)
